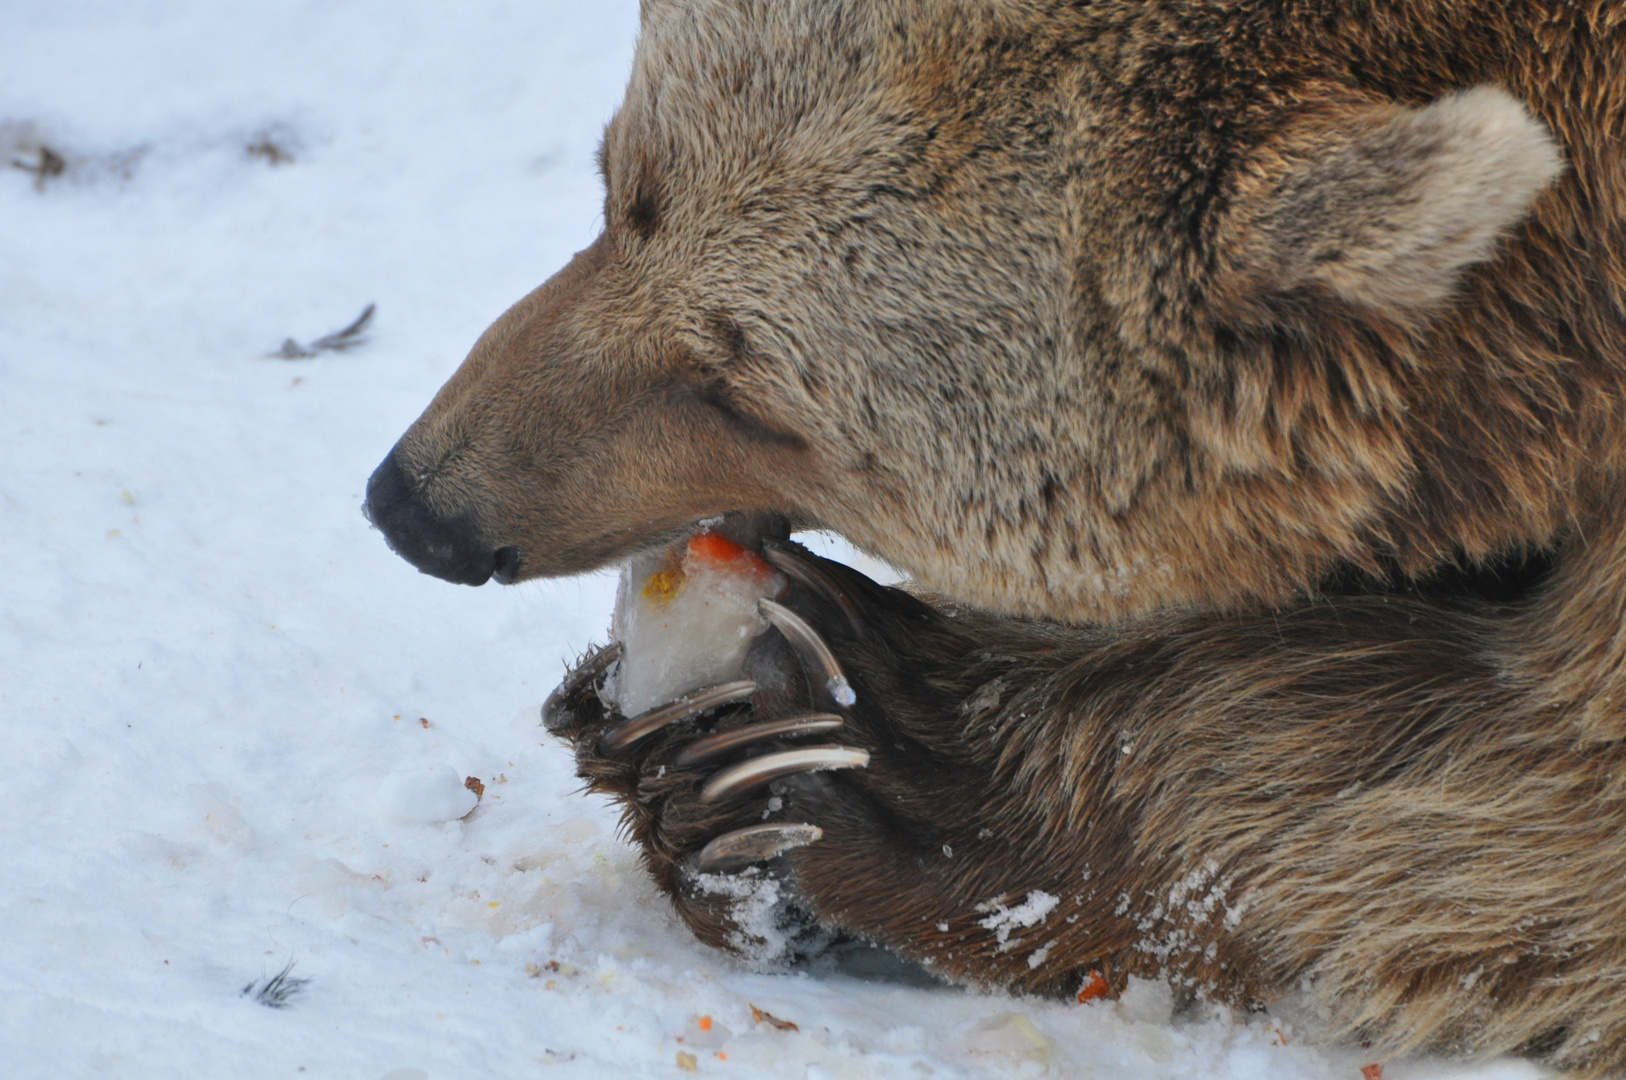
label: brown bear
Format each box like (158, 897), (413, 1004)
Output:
(363, 1), (1626, 1074)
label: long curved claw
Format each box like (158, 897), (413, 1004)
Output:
(700, 745), (870, 803)
(673, 713), (845, 768)
(761, 540), (866, 636)
(542, 642), (624, 733)
(759, 598), (857, 708)
(693, 823), (824, 873)
(599, 680), (757, 754)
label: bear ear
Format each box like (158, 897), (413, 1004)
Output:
(1242, 87), (1564, 317)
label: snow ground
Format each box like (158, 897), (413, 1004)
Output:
(0, 4), (1548, 1078)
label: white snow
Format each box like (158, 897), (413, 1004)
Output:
(691, 869), (796, 970)
(979, 890), (1062, 952)
(0, 3), (1548, 1078)
(379, 764), (480, 825)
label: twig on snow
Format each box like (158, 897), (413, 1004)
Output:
(241, 958), (311, 1009)
(271, 303), (375, 359)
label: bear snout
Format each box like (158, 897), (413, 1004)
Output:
(363, 449), (501, 586)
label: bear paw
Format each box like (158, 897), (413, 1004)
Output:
(543, 540), (978, 969)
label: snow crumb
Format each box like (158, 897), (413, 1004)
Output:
(964, 1012), (1053, 1063)
(692, 870), (792, 969)
(190, 783), (254, 847)
(379, 765), (480, 823)
(827, 674), (857, 707)
(1117, 976), (1177, 1027)
(978, 891), (1060, 951)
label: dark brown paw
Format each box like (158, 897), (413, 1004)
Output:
(544, 541), (927, 962)
(545, 542), (1101, 990)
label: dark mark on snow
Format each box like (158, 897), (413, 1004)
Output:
(11, 144), (65, 191)
(242, 959), (311, 1009)
(247, 136), (296, 166)
(271, 303), (375, 359)
(5, 122), (148, 191)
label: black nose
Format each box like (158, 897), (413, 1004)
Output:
(363, 450), (497, 586)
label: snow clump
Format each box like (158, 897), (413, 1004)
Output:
(378, 764), (478, 823)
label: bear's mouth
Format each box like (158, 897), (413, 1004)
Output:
(491, 545), (524, 585)
(484, 512), (793, 587)
(362, 440), (798, 588)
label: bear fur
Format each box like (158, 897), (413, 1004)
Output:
(364, 1), (1626, 1074)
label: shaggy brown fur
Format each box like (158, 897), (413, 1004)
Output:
(549, 544), (1626, 1072)
(364, 1), (1626, 1074)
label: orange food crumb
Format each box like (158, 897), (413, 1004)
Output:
(1076, 969), (1112, 1004)
(749, 1004), (799, 1031)
(1361, 1065), (1383, 1080)
(697, 1015), (713, 1032)
(716, 1052), (727, 1060)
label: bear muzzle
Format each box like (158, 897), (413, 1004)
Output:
(363, 449), (519, 586)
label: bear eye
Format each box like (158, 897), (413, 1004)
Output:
(688, 377), (805, 451)
(683, 316), (805, 450)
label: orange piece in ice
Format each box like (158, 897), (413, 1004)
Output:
(685, 533), (775, 579)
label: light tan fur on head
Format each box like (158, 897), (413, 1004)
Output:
(382, 0), (1606, 627)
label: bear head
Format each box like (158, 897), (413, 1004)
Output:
(365, 0), (1568, 622)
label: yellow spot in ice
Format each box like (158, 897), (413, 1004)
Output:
(642, 550), (686, 604)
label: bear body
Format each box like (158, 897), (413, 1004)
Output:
(364, 1), (1626, 1074)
